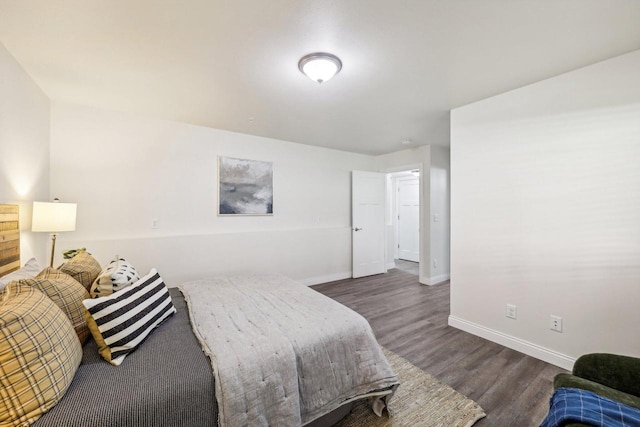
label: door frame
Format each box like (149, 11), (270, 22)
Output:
(396, 174), (420, 263)
(384, 163), (428, 285)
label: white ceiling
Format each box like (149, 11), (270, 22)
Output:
(1, 1), (639, 155)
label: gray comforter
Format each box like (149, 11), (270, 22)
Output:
(180, 274), (398, 427)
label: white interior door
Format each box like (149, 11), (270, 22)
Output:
(352, 171), (386, 278)
(397, 176), (420, 262)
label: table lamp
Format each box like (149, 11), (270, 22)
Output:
(32, 199), (77, 267)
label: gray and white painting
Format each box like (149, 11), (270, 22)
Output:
(218, 157), (273, 215)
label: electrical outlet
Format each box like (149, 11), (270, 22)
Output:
(550, 315), (563, 332)
(433, 258), (438, 268)
(506, 304), (517, 319)
(151, 218), (159, 229)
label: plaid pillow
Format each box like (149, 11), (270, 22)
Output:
(21, 267), (91, 344)
(58, 251), (101, 291)
(0, 282), (82, 427)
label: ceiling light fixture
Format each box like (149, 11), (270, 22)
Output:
(298, 52), (342, 84)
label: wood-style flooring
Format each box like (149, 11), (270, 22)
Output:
(393, 259), (420, 276)
(312, 269), (566, 427)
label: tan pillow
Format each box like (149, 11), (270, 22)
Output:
(58, 251), (101, 291)
(21, 267), (91, 344)
(0, 282), (82, 427)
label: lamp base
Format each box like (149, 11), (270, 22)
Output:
(49, 233), (57, 268)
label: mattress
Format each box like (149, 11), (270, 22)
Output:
(33, 288), (217, 427)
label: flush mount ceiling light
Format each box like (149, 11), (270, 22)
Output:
(298, 52), (342, 84)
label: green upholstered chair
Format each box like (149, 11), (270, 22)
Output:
(552, 353), (640, 427)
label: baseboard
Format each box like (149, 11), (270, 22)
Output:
(429, 274), (450, 285)
(448, 315), (575, 371)
(419, 273), (450, 286)
(300, 271), (352, 286)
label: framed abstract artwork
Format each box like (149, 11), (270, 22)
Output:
(218, 156), (273, 215)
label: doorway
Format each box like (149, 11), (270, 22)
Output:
(387, 169), (420, 275)
(351, 163), (426, 284)
(397, 174), (420, 262)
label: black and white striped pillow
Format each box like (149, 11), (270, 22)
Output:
(83, 269), (176, 366)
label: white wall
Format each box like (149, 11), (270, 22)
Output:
(0, 43), (50, 263)
(50, 102), (376, 285)
(430, 145), (450, 284)
(450, 50), (640, 369)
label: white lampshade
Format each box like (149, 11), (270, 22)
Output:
(298, 52), (342, 84)
(32, 201), (77, 232)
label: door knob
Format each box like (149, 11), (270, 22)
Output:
(354, 227), (362, 231)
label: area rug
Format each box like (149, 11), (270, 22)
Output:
(336, 348), (486, 427)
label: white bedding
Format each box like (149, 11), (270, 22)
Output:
(180, 274), (398, 427)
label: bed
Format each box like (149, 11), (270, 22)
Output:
(0, 204), (399, 427)
(32, 287), (218, 427)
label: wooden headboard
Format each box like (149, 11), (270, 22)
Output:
(0, 204), (20, 277)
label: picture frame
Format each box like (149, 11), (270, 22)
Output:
(218, 156), (273, 216)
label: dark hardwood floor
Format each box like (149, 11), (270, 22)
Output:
(312, 269), (566, 427)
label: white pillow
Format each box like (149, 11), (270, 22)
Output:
(89, 256), (140, 298)
(0, 258), (42, 289)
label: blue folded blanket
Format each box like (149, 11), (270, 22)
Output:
(541, 387), (640, 427)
